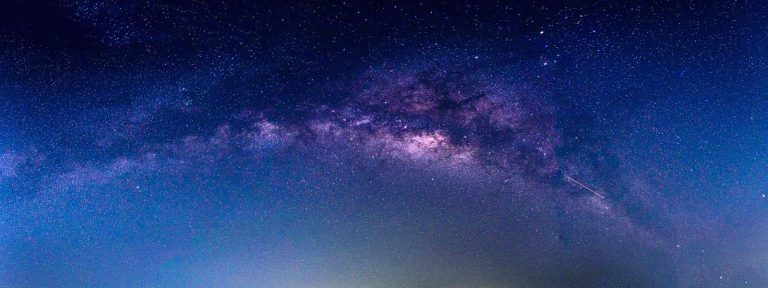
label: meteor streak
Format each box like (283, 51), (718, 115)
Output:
(564, 175), (606, 199)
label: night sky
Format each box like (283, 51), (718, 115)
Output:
(1, 1), (767, 287)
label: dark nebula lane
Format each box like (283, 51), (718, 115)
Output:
(1, 1), (767, 287)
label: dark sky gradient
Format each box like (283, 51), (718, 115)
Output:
(1, 1), (767, 287)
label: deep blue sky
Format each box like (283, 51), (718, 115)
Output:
(1, 1), (767, 287)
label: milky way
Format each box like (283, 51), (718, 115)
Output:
(1, 1), (767, 287)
